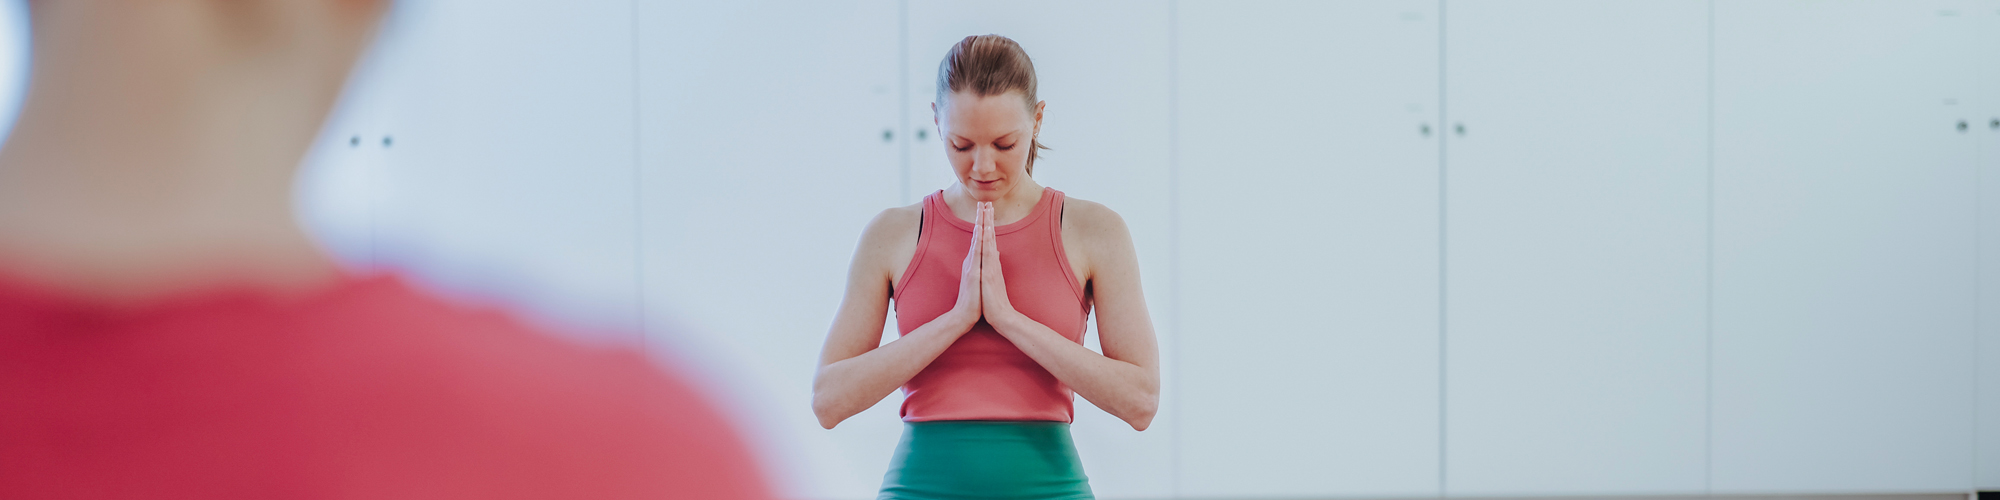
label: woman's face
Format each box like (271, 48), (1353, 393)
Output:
(933, 91), (1044, 202)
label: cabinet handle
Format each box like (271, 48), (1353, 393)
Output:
(349, 135), (361, 148)
(882, 129), (894, 142)
(917, 129), (928, 140)
(382, 136), (393, 148)
(1454, 123), (1466, 136)
(1990, 118), (1998, 131)
(1958, 120), (1970, 133)
(1420, 123), (1432, 137)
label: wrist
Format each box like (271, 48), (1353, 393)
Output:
(944, 306), (981, 332)
(986, 308), (1027, 334)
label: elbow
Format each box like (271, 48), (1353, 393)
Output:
(1126, 410), (1156, 432)
(812, 402), (841, 429)
(1122, 391), (1160, 432)
(811, 391), (843, 429)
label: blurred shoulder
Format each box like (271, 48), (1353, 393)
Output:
(296, 279), (773, 498)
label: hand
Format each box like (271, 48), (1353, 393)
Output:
(977, 202), (1018, 325)
(949, 202), (986, 328)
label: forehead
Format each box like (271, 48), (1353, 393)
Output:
(939, 91), (1032, 137)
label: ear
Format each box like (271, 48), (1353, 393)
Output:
(1033, 100), (1046, 135)
(931, 101), (940, 127)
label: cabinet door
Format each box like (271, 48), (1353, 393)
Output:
(903, 3), (1173, 498)
(1974, 0), (2000, 491)
(297, 57), (392, 267)
(636, 2), (902, 499)
(299, 8), (424, 270)
(0, 1), (24, 146)
(357, 0), (643, 339)
(1176, 1), (1441, 498)
(1442, 1), (1711, 495)
(1712, 0), (1980, 492)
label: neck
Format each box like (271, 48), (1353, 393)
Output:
(0, 3), (357, 302)
(944, 178), (1046, 225)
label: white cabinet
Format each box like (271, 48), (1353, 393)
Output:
(0, 0), (26, 150)
(1440, 1), (1711, 495)
(1174, 1), (1441, 498)
(636, 2), (903, 499)
(902, 3), (1175, 497)
(298, 3), (425, 269)
(1976, 0), (2000, 491)
(352, 0), (644, 339)
(1711, 0), (1980, 492)
(297, 54), (394, 268)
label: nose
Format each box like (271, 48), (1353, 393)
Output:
(971, 148), (998, 177)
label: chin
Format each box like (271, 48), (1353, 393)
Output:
(963, 181), (1007, 200)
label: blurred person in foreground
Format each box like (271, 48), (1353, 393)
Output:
(0, 2), (772, 499)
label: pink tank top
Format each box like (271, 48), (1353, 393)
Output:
(894, 187), (1089, 422)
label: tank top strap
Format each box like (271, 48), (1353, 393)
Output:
(1042, 188), (1065, 231)
(1042, 189), (1087, 306)
(893, 191), (949, 306)
(920, 190), (948, 238)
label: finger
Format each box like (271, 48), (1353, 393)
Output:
(983, 218), (999, 268)
(985, 209), (997, 254)
(968, 207), (982, 255)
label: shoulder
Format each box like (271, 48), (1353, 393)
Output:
(853, 202), (923, 268)
(296, 281), (773, 498)
(864, 202), (924, 239)
(1060, 195), (1132, 245)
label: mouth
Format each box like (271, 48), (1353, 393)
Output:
(971, 179), (1001, 189)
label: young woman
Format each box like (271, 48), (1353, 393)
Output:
(812, 35), (1161, 500)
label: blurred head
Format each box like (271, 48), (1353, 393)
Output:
(17, 0), (393, 174)
(931, 34), (1047, 202)
(0, 0), (395, 297)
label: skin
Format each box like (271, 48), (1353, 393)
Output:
(812, 90), (1162, 431)
(0, 0), (388, 303)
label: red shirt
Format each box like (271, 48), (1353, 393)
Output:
(0, 274), (772, 500)
(894, 188), (1091, 423)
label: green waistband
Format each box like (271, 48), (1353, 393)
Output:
(879, 421), (1093, 500)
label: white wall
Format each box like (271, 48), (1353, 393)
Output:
(292, 1), (2000, 498)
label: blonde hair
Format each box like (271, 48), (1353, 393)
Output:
(936, 34), (1050, 173)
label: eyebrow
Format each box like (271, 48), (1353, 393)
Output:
(950, 132), (1021, 144)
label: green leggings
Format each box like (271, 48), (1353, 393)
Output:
(877, 421), (1094, 500)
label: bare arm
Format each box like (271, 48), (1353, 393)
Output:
(811, 206), (985, 429)
(977, 202), (1161, 431)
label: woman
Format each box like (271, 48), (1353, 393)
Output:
(812, 35), (1161, 500)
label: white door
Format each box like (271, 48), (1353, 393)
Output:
(1974, 0), (2000, 491)
(1711, 0), (1980, 492)
(298, 39), (398, 268)
(1441, 1), (1711, 495)
(1174, 1), (1442, 498)
(636, 2), (903, 499)
(359, 0), (644, 340)
(904, 2), (1174, 498)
